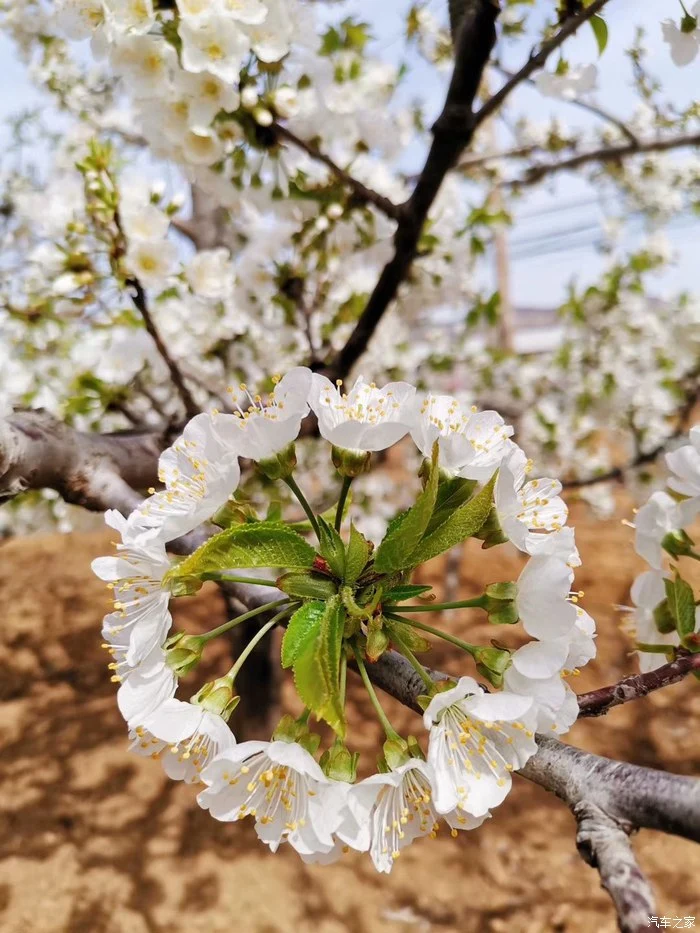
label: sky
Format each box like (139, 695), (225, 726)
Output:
(1, 0), (698, 309)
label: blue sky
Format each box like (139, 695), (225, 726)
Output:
(1, 0), (698, 308)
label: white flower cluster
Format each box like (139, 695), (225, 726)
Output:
(625, 425), (700, 671)
(92, 371), (595, 871)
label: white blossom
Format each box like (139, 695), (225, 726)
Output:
(309, 375), (416, 452)
(199, 740), (348, 856)
(495, 444), (568, 553)
(424, 678), (537, 818)
(515, 556), (578, 640)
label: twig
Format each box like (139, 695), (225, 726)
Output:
(273, 124), (401, 221)
(125, 275), (200, 420)
(511, 131), (700, 186)
(473, 0), (614, 129)
(324, 0), (500, 382)
(577, 654), (700, 718)
(492, 63), (639, 146)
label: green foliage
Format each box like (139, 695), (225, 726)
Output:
(383, 583), (433, 603)
(589, 15), (609, 56)
(344, 523), (371, 585)
(292, 596), (346, 737)
(664, 574), (696, 645)
(374, 443), (439, 573)
(317, 517), (346, 577)
(281, 601), (325, 668)
(407, 473), (497, 565)
(277, 571), (338, 601)
(165, 522), (316, 585)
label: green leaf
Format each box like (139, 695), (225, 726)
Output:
(665, 574), (696, 642)
(318, 517), (346, 577)
(374, 442), (439, 573)
(426, 476), (477, 535)
(282, 601), (324, 668)
(384, 617), (432, 654)
(408, 473), (497, 566)
(589, 14), (608, 56)
(292, 596), (346, 737)
(384, 583), (433, 603)
(345, 523), (371, 585)
(165, 522), (316, 584)
(277, 571), (338, 601)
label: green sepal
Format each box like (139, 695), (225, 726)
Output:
(191, 674), (239, 721)
(383, 735), (410, 770)
(653, 599), (677, 635)
(475, 506), (509, 548)
(211, 498), (258, 529)
(320, 740), (359, 782)
(416, 694), (432, 711)
(487, 604), (520, 626)
(331, 445), (371, 477)
(168, 575), (203, 597)
(164, 633), (205, 676)
(406, 735), (426, 761)
(277, 571), (338, 601)
(257, 442), (297, 480)
(662, 529), (697, 560)
(164, 521), (316, 586)
(473, 646), (512, 688)
(374, 441), (440, 573)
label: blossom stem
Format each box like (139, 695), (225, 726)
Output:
(335, 476), (353, 531)
(284, 475), (321, 539)
(392, 636), (435, 691)
(203, 573), (280, 587)
(352, 642), (401, 741)
(385, 595), (487, 613)
(339, 651), (348, 707)
(202, 598), (291, 643)
(386, 612), (479, 657)
(228, 605), (297, 683)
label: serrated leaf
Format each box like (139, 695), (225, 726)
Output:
(318, 517), (345, 577)
(282, 601), (324, 668)
(666, 574), (696, 641)
(166, 522), (316, 583)
(427, 476), (477, 535)
(589, 15), (608, 56)
(384, 583), (433, 603)
(292, 596), (346, 737)
(345, 523), (371, 585)
(374, 443), (440, 573)
(408, 473), (497, 566)
(277, 572), (338, 601)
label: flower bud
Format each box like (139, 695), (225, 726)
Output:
(241, 86), (259, 109)
(320, 740), (359, 782)
(365, 616), (390, 662)
(165, 633), (205, 676)
(191, 674), (239, 721)
(331, 445), (371, 478)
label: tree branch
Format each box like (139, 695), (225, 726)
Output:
(273, 124), (401, 221)
(323, 0), (500, 382)
(511, 131), (700, 187)
(473, 0), (614, 129)
(577, 654), (700, 718)
(125, 275), (200, 421)
(0, 411), (164, 512)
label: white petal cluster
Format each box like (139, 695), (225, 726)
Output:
(625, 423), (700, 670)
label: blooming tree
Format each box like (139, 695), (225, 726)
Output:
(0, 0), (699, 929)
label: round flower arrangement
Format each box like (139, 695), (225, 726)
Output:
(94, 369), (594, 872)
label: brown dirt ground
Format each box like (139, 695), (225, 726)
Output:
(0, 511), (699, 933)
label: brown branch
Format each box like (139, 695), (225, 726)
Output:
(323, 0), (500, 382)
(492, 63), (640, 146)
(273, 124), (401, 221)
(0, 410), (165, 512)
(577, 654), (700, 718)
(512, 131), (700, 186)
(473, 0), (614, 129)
(324, 0), (617, 382)
(125, 275), (200, 420)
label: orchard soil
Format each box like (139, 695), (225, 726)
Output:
(0, 506), (699, 932)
